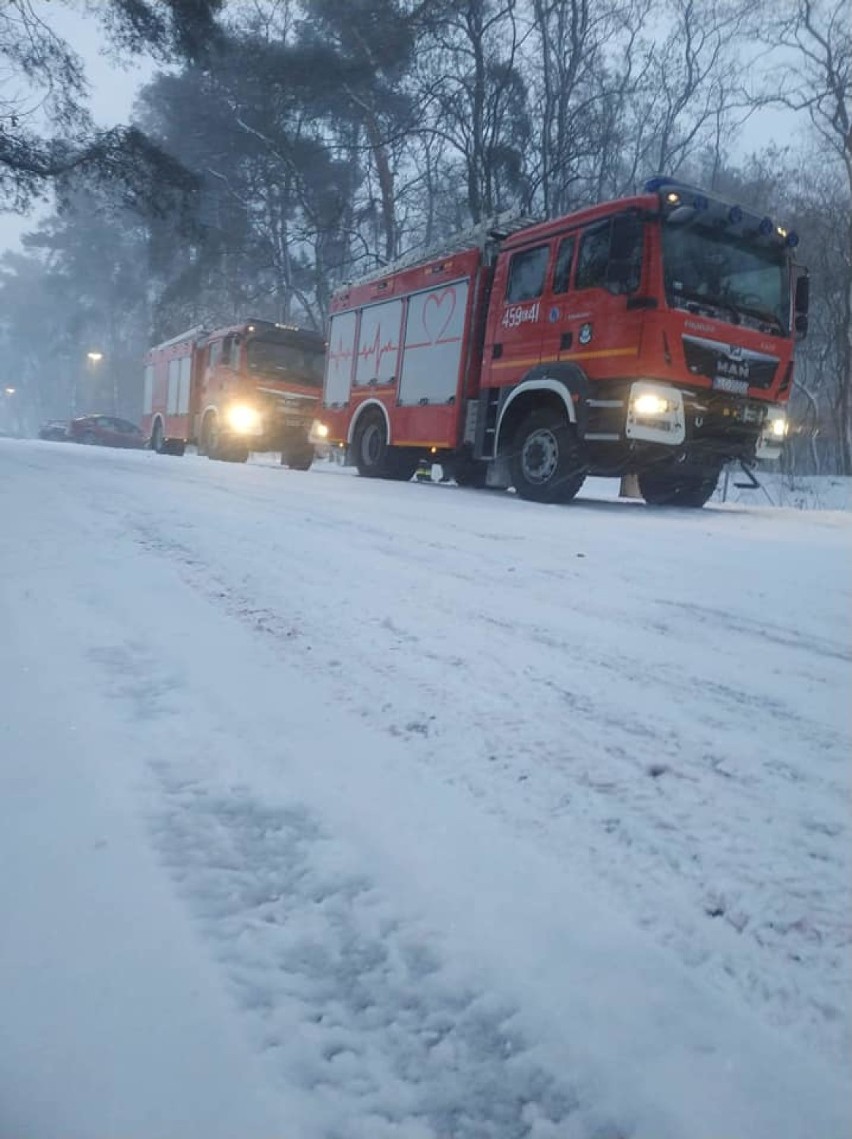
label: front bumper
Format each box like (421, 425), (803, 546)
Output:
(583, 381), (787, 468)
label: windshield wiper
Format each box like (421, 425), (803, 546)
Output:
(669, 287), (740, 323)
(730, 303), (784, 333)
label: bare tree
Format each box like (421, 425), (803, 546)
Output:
(415, 0), (532, 222)
(754, 0), (852, 472)
(0, 0), (223, 211)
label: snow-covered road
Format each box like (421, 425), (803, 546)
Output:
(1, 438), (850, 1139)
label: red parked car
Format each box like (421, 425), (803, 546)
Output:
(68, 415), (147, 449)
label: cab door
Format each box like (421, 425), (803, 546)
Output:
(537, 232), (578, 367)
(481, 241), (552, 391)
(543, 213), (646, 385)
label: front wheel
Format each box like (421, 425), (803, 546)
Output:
(638, 463), (722, 508)
(281, 447), (314, 471)
(150, 419), (164, 453)
(509, 408), (586, 503)
(206, 415), (248, 462)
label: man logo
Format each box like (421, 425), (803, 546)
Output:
(579, 323), (593, 345)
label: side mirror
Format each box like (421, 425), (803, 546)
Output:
(794, 274), (810, 316)
(795, 312), (809, 340)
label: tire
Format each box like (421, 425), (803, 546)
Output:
(81, 431), (98, 446)
(453, 460), (488, 488)
(352, 412), (418, 481)
(150, 419), (164, 453)
(198, 414), (214, 457)
(384, 449), (419, 481)
(218, 444), (249, 463)
(509, 407), (586, 503)
(203, 415), (247, 462)
(353, 411), (388, 477)
(638, 463), (721, 508)
(281, 447), (314, 471)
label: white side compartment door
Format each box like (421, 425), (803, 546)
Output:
(178, 355), (192, 414)
(398, 279), (469, 406)
(324, 312), (357, 407)
(354, 299), (403, 388)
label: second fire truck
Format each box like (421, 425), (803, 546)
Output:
(142, 319), (326, 465)
(316, 177), (809, 507)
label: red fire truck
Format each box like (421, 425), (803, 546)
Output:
(142, 319), (326, 465)
(317, 177), (809, 506)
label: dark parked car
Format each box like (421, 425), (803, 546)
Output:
(38, 420), (69, 441)
(68, 415), (146, 449)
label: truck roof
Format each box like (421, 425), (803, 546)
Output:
(147, 319), (324, 356)
(499, 192), (659, 250)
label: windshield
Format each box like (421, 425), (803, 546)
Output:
(247, 338), (324, 387)
(662, 224), (789, 333)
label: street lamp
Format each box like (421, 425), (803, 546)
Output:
(3, 386), (15, 395)
(86, 352), (104, 364)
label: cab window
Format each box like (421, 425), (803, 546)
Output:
(576, 215), (643, 294)
(575, 223), (611, 290)
(222, 335), (240, 368)
(552, 236), (576, 294)
(506, 245), (550, 302)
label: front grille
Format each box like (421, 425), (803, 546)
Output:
(688, 393), (765, 446)
(683, 335), (779, 390)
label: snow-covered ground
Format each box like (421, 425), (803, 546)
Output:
(1, 438), (850, 1139)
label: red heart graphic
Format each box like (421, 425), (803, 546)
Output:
(422, 288), (457, 342)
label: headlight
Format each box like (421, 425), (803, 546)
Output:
(314, 422), (329, 439)
(626, 382), (686, 446)
(633, 392), (671, 417)
(226, 404), (262, 433)
(769, 415), (788, 438)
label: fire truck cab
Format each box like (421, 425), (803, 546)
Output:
(318, 178), (808, 507)
(142, 319), (326, 466)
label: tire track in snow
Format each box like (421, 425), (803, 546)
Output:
(145, 771), (582, 1139)
(84, 640), (589, 1139)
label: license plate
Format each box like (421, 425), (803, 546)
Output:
(713, 375), (749, 395)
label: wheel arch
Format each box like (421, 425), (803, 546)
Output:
(149, 414), (165, 449)
(494, 364), (590, 456)
(348, 399), (392, 446)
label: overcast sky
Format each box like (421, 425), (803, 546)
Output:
(0, 4), (803, 259)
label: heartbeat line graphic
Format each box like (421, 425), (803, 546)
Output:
(327, 333), (354, 375)
(357, 324), (399, 376)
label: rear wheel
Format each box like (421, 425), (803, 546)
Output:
(353, 411), (418, 481)
(384, 450), (419, 481)
(353, 411), (387, 477)
(150, 419), (164, 453)
(509, 407), (586, 503)
(453, 459), (488, 488)
(638, 462), (721, 508)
